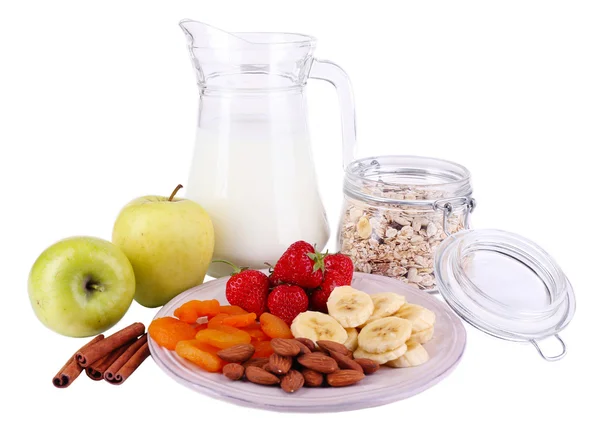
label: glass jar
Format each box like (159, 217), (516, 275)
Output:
(338, 155), (476, 291)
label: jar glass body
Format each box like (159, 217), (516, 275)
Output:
(338, 156), (474, 291)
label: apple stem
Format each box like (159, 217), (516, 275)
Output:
(168, 184), (183, 202)
(87, 283), (104, 292)
(212, 259), (248, 275)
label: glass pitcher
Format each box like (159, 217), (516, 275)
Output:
(179, 20), (357, 277)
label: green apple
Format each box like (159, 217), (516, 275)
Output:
(112, 185), (215, 308)
(28, 236), (136, 337)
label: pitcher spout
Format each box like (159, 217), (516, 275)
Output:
(179, 19), (243, 48)
(179, 19), (317, 91)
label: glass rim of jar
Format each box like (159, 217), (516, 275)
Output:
(344, 155), (473, 205)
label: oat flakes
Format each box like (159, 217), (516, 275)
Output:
(339, 187), (467, 290)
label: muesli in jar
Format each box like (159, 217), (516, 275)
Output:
(338, 156), (475, 291)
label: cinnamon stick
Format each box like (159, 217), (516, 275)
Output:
(104, 334), (147, 383)
(106, 341), (150, 385)
(85, 340), (135, 381)
(52, 334), (104, 388)
(76, 322), (145, 367)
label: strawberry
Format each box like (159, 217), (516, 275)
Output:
(264, 263), (280, 288)
(324, 253), (354, 284)
(308, 288), (331, 313)
(268, 272), (280, 288)
(267, 284), (309, 325)
(216, 260), (269, 315)
(272, 241), (325, 289)
(309, 253), (354, 313)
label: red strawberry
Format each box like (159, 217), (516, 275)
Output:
(272, 241), (325, 289)
(216, 260), (269, 315)
(324, 253), (354, 284)
(264, 263), (281, 288)
(309, 288), (331, 313)
(268, 273), (279, 288)
(310, 253), (354, 313)
(267, 284), (309, 325)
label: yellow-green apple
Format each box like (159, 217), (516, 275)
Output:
(112, 185), (215, 308)
(28, 236), (136, 337)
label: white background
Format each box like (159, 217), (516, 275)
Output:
(0, 0), (597, 434)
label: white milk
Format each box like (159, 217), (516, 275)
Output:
(186, 126), (329, 278)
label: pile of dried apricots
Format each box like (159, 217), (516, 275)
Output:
(148, 299), (292, 373)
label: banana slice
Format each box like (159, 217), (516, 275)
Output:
(291, 311), (348, 344)
(410, 326), (434, 344)
(394, 303), (436, 332)
(386, 339), (429, 368)
(365, 292), (406, 324)
(327, 286), (374, 328)
(357, 317), (412, 353)
(353, 343), (407, 365)
(343, 328), (359, 352)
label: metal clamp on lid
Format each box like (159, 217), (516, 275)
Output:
(433, 197), (477, 236)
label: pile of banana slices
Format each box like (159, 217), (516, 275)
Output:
(290, 286), (436, 368)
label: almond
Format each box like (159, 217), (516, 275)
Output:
(264, 362), (276, 371)
(216, 344), (255, 363)
(329, 350), (364, 373)
(297, 353), (338, 374)
(317, 340), (353, 357)
(291, 339), (312, 355)
(354, 358), (380, 375)
(294, 337), (316, 352)
(243, 357), (269, 369)
(326, 370), (365, 387)
(280, 370), (304, 393)
(309, 351), (329, 358)
(245, 366), (280, 385)
(301, 369), (324, 387)
(270, 338), (301, 357)
(269, 353), (292, 375)
(222, 363), (245, 381)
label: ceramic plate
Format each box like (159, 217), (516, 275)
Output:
(149, 272), (466, 412)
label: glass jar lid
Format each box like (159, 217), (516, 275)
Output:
(344, 155), (474, 206)
(435, 229), (575, 361)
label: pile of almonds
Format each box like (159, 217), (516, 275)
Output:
(217, 338), (380, 393)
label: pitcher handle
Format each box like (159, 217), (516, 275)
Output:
(309, 59), (357, 169)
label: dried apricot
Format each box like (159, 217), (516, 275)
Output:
(193, 323), (208, 333)
(148, 317), (197, 351)
(175, 340), (224, 372)
(252, 341), (274, 358)
(195, 326), (251, 349)
(196, 299), (221, 316)
(222, 312), (257, 328)
(174, 299), (221, 323)
(260, 313), (293, 339)
(242, 324), (269, 341)
(207, 313), (230, 329)
(213, 324), (253, 337)
(219, 305), (248, 316)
